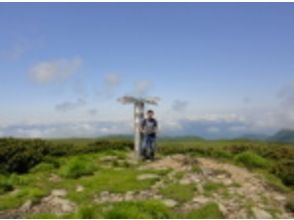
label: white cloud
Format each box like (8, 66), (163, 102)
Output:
(134, 80), (152, 96)
(185, 113), (245, 123)
(55, 98), (86, 112)
(104, 73), (121, 88)
(172, 100), (188, 112)
(29, 57), (82, 84)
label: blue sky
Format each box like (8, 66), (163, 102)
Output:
(0, 3), (294, 138)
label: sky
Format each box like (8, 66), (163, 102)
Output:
(0, 3), (294, 139)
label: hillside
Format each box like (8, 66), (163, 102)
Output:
(0, 138), (293, 219)
(269, 129), (294, 143)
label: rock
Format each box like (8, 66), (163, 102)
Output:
(76, 185), (84, 192)
(137, 174), (159, 181)
(162, 199), (178, 207)
(196, 184), (204, 194)
(124, 191), (135, 201)
(100, 191), (110, 197)
(223, 179), (233, 186)
(217, 203), (228, 216)
(217, 174), (227, 179)
(190, 175), (201, 183)
(252, 207), (272, 219)
(20, 200), (32, 212)
(49, 174), (61, 183)
(51, 189), (67, 197)
(192, 196), (210, 204)
(179, 178), (192, 185)
(100, 156), (117, 162)
(273, 194), (286, 202)
(153, 194), (163, 200)
(31, 190), (76, 215)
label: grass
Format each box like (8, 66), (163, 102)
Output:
(0, 187), (48, 211)
(160, 183), (196, 203)
(30, 162), (56, 173)
(234, 151), (271, 169)
(102, 200), (173, 219)
(203, 181), (225, 196)
(58, 157), (97, 179)
(185, 202), (224, 219)
(27, 213), (60, 219)
(66, 167), (162, 205)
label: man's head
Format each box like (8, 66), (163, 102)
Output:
(147, 110), (154, 119)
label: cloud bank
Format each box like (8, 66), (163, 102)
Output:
(29, 57), (82, 84)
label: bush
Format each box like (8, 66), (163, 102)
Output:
(235, 151), (271, 169)
(0, 138), (49, 174)
(59, 157), (96, 178)
(0, 175), (14, 194)
(0, 138), (133, 174)
(271, 160), (294, 186)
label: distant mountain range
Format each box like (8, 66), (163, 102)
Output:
(238, 129), (294, 143)
(267, 129), (294, 143)
(100, 129), (294, 144)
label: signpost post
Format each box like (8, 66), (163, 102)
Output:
(118, 96), (159, 158)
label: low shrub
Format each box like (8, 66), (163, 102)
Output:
(0, 138), (49, 174)
(30, 162), (55, 173)
(59, 157), (96, 178)
(0, 175), (14, 194)
(234, 151), (271, 169)
(271, 160), (294, 186)
(0, 138), (133, 174)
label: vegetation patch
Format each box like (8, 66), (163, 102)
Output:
(26, 212), (59, 219)
(0, 175), (14, 194)
(185, 202), (224, 218)
(285, 196), (294, 213)
(102, 200), (173, 219)
(203, 181), (225, 196)
(0, 187), (47, 211)
(235, 151), (271, 169)
(160, 183), (195, 203)
(59, 157), (96, 179)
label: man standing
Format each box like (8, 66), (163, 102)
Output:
(140, 110), (158, 160)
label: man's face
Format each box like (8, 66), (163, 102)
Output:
(147, 112), (154, 119)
